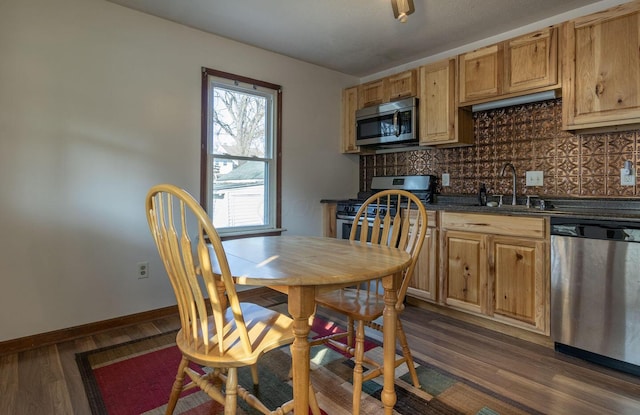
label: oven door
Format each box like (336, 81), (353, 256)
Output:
(336, 217), (393, 243)
(336, 218), (353, 240)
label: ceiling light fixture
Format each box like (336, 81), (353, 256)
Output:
(391, 0), (415, 23)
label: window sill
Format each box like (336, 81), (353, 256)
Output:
(219, 228), (286, 241)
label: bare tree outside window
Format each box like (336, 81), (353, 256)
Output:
(213, 89), (266, 158)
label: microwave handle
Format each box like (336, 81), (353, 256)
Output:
(393, 110), (400, 136)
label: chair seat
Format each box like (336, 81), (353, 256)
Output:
(315, 288), (385, 322)
(177, 302), (295, 368)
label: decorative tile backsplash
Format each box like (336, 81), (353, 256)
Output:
(360, 98), (640, 198)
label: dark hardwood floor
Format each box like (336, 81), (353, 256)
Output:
(1, 287), (639, 414)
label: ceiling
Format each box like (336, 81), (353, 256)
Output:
(108, 0), (612, 78)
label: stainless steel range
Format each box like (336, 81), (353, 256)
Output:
(335, 175), (436, 240)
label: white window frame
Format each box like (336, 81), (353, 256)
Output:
(201, 68), (282, 237)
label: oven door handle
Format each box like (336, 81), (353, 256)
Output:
(336, 215), (356, 221)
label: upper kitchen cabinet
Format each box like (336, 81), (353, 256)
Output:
(459, 27), (560, 106)
(359, 69), (418, 107)
(504, 27), (558, 93)
(419, 58), (474, 146)
(459, 44), (503, 104)
(340, 86), (360, 154)
(359, 79), (386, 108)
(387, 69), (418, 101)
(562, 2), (640, 131)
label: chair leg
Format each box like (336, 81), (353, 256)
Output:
(224, 367), (238, 415)
(351, 320), (366, 415)
(396, 318), (420, 388)
(347, 316), (355, 348)
(250, 364), (260, 386)
(309, 382), (321, 415)
(165, 356), (189, 415)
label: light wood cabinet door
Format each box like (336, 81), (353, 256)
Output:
(387, 69), (418, 101)
(490, 236), (547, 333)
(459, 44), (502, 104)
(340, 86), (360, 154)
(408, 211), (438, 302)
(562, 2), (640, 130)
(420, 60), (454, 144)
(359, 79), (386, 108)
(442, 230), (487, 315)
(419, 59), (474, 146)
(505, 27), (558, 93)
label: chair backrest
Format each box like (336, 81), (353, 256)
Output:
(350, 189), (428, 308)
(145, 184), (253, 356)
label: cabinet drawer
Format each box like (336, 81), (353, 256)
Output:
(441, 212), (546, 239)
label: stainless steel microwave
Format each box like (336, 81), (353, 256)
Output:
(355, 97), (418, 147)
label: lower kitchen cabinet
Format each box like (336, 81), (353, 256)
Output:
(491, 235), (546, 331)
(407, 210), (438, 302)
(440, 212), (549, 334)
(442, 230), (487, 314)
(321, 202), (337, 237)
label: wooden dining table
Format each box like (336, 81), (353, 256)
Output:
(221, 235), (412, 415)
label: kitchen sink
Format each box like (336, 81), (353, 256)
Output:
(486, 204), (540, 212)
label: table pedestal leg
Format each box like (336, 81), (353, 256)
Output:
(381, 273), (399, 415)
(288, 286), (315, 414)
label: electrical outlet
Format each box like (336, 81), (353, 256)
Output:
(442, 173), (450, 187)
(621, 168), (636, 186)
(137, 261), (150, 279)
(525, 171), (544, 186)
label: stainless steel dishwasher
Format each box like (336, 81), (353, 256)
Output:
(550, 217), (640, 376)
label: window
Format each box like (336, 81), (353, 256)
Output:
(201, 68), (281, 237)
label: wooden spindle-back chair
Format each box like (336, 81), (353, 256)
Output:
(312, 189), (428, 415)
(146, 184), (318, 415)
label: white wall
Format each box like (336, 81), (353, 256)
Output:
(0, 0), (359, 341)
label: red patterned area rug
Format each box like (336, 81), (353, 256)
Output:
(76, 313), (541, 415)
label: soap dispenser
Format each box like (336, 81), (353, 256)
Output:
(478, 183), (487, 206)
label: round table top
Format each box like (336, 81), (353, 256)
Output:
(221, 235), (412, 287)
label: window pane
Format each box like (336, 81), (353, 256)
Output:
(211, 159), (266, 228)
(213, 88), (266, 157)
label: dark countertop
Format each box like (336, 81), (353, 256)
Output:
(322, 195), (640, 222)
(430, 195), (640, 222)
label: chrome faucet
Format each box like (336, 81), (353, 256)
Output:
(501, 162), (517, 205)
